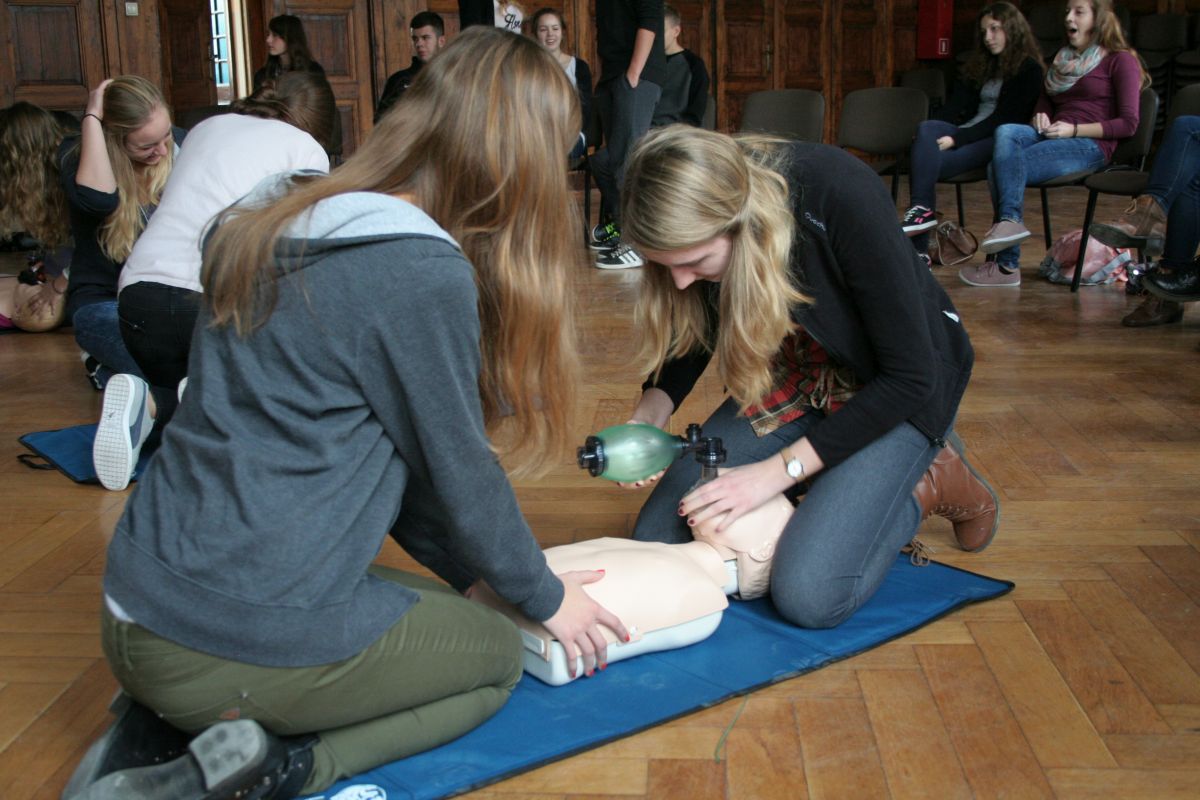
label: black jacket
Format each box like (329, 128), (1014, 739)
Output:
(935, 56), (1044, 147)
(376, 58), (423, 122)
(646, 142), (974, 468)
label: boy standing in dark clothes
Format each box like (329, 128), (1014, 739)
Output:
(651, 4), (710, 128)
(590, 0), (665, 269)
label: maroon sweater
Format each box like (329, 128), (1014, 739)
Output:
(1034, 50), (1142, 161)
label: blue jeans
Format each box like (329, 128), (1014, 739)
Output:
(1143, 115), (1200, 268)
(72, 300), (145, 389)
(988, 123), (1107, 268)
(631, 398), (944, 628)
(909, 120), (998, 252)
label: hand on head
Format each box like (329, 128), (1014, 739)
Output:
(86, 78), (115, 120)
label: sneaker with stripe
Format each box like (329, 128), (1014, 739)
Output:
(589, 222), (621, 251)
(901, 205), (937, 236)
(595, 243), (644, 269)
(93, 374), (153, 491)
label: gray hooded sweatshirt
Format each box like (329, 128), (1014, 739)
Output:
(104, 181), (563, 667)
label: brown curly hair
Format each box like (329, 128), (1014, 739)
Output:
(0, 102), (68, 248)
(961, 2), (1044, 86)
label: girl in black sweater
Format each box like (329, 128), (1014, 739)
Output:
(618, 126), (999, 629)
(902, 2), (1044, 255)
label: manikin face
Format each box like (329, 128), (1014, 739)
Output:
(536, 15), (563, 54)
(981, 15), (1007, 55)
(1065, 1), (1096, 49)
(643, 235), (734, 291)
(411, 25), (445, 63)
(122, 105), (173, 167)
(266, 30), (287, 56)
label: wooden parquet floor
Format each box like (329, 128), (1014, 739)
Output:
(2, 181), (1198, 799)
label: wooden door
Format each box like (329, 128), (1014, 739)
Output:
(161, 0), (218, 113)
(715, 0), (773, 132)
(266, 0), (373, 155)
(0, 0), (108, 111)
(717, 0), (895, 139)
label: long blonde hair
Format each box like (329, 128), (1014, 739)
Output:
(621, 126), (810, 414)
(0, 102), (68, 248)
(93, 76), (174, 262)
(202, 26), (585, 475)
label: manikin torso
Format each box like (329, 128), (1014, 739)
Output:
(470, 493), (795, 685)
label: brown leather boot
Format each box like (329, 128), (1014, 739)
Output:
(912, 439), (1000, 552)
(1088, 194), (1167, 257)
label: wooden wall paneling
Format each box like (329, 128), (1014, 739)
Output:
(159, 0), (217, 112)
(715, 0), (771, 131)
(268, 0), (373, 153)
(829, 0), (890, 139)
(111, 0), (163, 85)
(779, 0), (826, 139)
(0, 0), (108, 111)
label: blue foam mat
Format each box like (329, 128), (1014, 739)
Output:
(18, 423), (152, 484)
(304, 558), (1012, 800)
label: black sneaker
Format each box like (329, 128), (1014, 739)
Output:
(901, 206), (938, 236)
(589, 222), (621, 251)
(595, 243), (645, 269)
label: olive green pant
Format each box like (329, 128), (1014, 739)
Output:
(101, 567), (523, 794)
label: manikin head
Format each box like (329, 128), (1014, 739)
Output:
(691, 492), (793, 600)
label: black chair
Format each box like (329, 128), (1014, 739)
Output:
(1027, 2), (1065, 61)
(1133, 13), (1187, 128)
(900, 68), (947, 114)
(1031, 86), (1158, 260)
(836, 86), (928, 201)
(740, 89), (824, 143)
(570, 108), (603, 242)
(1071, 84), (1200, 291)
(702, 94), (716, 131)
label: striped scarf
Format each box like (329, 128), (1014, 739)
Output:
(1045, 45), (1106, 95)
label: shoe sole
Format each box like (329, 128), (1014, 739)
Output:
(77, 720), (269, 800)
(948, 433), (1001, 554)
(93, 376), (145, 492)
(588, 240), (619, 251)
(980, 231), (1031, 254)
(902, 220), (937, 236)
(595, 259), (643, 270)
(1087, 224), (1165, 258)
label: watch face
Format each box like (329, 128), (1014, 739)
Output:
(786, 459), (803, 479)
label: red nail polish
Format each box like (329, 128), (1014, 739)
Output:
(600, 663), (607, 670)
(625, 633), (631, 642)
(586, 669), (594, 677)
(597, 569), (605, 574)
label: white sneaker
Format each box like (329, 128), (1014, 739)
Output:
(595, 243), (644, 269)
(93, 374), (153, 491)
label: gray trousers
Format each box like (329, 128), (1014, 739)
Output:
(592, 76), (662, 223)
(101, 567), (523, 794)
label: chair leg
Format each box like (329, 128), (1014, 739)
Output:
(955, 184), (965, 228)
(1041, 187), (1053, 249)
(583, 164), (592, 243)
(1072, 190), (1099, 293)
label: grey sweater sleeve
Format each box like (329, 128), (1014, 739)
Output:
(356, 247), (564, 621)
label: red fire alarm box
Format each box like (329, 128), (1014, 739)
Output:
(917, 0), (954, 60)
